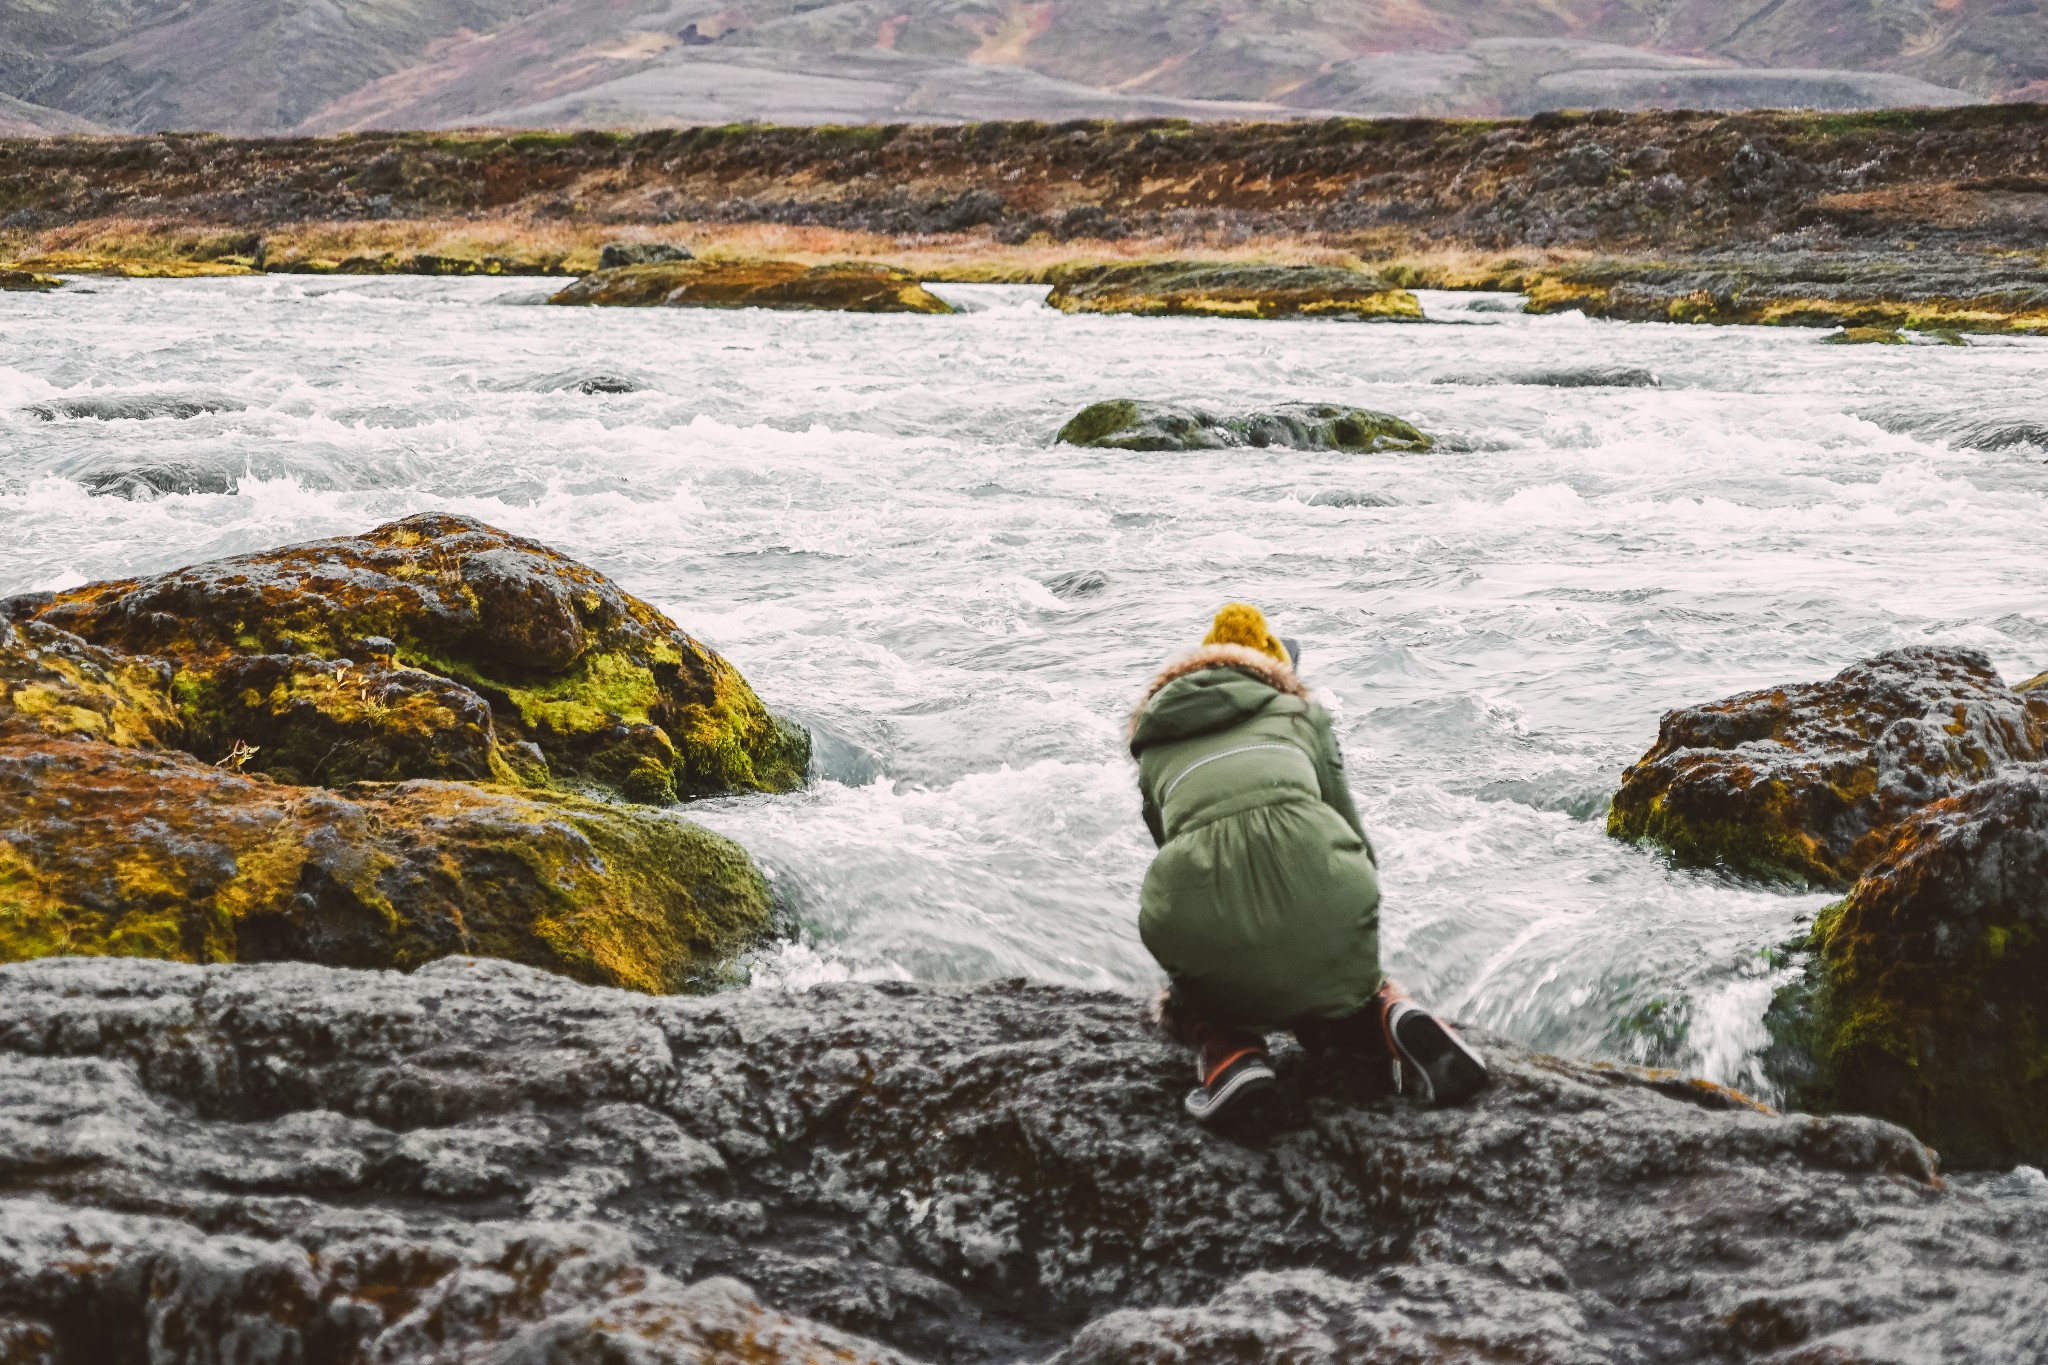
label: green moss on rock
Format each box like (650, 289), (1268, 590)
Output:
(1056, 399), (1433, 454)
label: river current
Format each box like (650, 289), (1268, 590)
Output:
(5, 275), (2047, 1097)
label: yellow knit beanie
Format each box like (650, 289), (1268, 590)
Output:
(1203, 603), (1290, 665)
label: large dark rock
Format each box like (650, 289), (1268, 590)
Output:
(1609, 647), (2048, 887)
(1, 957), (2043, 1363)
(1057, 399), (1433, 453)
(1765, 767), (2048, 1169)
(21, 513), (810, 800)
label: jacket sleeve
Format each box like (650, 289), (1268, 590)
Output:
(1139, 758), (1166, 847)
(1306, 706), (1375, 864)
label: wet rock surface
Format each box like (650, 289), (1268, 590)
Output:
(0, 956), (2044, 1363)
(1046, 262), (1423, 321)
(1057, 399), (1433, 454)
(550, 259), (955, 313)
(1766, 767), (2048, 1169)
(1609, 646), (2048, 887)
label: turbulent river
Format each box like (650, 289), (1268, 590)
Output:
(6, 275), (2047, 1098)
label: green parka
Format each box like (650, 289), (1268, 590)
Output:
(1130, 645), (1382, 1029)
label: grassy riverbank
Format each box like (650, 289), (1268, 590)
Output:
(6, 107), (2048, 328)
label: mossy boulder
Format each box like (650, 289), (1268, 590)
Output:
(0, 269), (63, 291)
(1822, 326), (1968, 346)
(1046, 262), (1423, 321)
(550, 259), (954, 313)
(1763, 768), (2048, 1168)
(0, 735), (771, 995)
(1057, 399), (1433, 453)
(1609, 647), (2048, 887)
(20, 513), (810, 802)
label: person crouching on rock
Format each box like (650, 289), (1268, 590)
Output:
(1131, 603), (1489, 1122)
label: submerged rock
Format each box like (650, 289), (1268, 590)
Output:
(1058, 400), (1433, 453)
(20, 513), (810, 800)
(1434, 364), (1660, 387)
(0, 737), (770, 993)
(25, 393), (247, 421)
(1766, 768), (2048, 1169)
(1863, 405), (2048, 452)
(1305, 488), (1400, 507)
(1609, 647), (2048, 887)
(0, 956), (2043, 1362)
(1046, 261), (1423, 321)
(550, 259), (955, 313)
(1041, 568), (1109, 599)
(598, 241), (694, 269)
(77, 462), (240, 498)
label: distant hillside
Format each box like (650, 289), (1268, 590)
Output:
(3, 0), (2039, 135)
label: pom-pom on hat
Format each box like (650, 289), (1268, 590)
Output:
(1203, 603), (1291, 666)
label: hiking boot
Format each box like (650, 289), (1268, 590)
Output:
(1383, 999), (1490, 1107)
(1183, 1040), (1276, 1123)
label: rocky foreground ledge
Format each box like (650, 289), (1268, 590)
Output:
(2, 956), (2044, 1364)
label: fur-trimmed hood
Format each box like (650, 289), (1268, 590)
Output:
(1128, 643), (1310, 750)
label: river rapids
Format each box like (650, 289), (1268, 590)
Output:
(5, 276), (2046, 1100)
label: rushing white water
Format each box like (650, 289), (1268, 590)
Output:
(6, 275), (2047, 1094)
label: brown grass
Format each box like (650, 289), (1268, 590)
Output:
(0, 213), (1585, 286)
